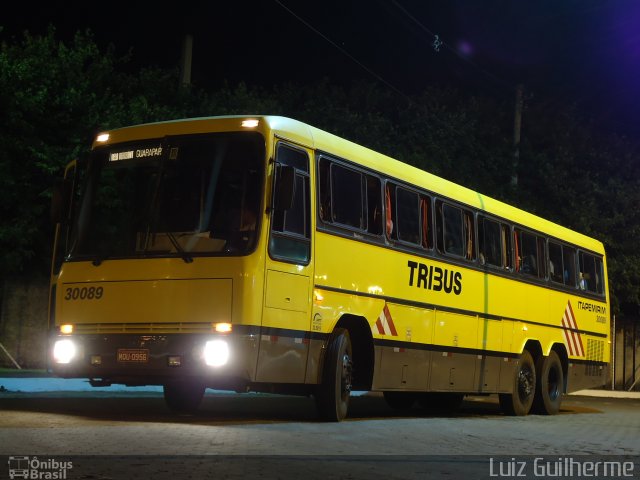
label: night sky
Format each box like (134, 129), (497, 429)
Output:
(3, 1), (640, 133)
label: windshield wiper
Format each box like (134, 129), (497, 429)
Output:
(166, 232), (193, 263)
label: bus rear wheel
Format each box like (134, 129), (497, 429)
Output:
(532, 350), (564, 415)
(163, 381), (205, 415)
(499, 349), (536, 416)
(316, 328), (353, 422)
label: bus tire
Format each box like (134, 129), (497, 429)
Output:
(532, 351), (564, 415)
(316, 328), (353, 422)
(499, 349), (536, 416)
(383, 391), (417, 410)
(163, 382), (205, 415)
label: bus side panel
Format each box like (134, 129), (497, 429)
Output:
(372, 303), (432, 390)
(476, 317), (504, 391)
(566, 358), (608, 392)
(428, 311), (477, 391)
(306, 285), (383, 385)
(256, 270), (311, 384)
(375, 346), (430, 391)
(304, 338), (325, 386)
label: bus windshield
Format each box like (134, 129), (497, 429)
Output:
(69, 132), (265, 261)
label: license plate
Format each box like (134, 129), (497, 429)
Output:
(117, 349), (149, 363)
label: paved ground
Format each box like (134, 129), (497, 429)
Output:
(3, 375), (639, 397)
(2, 373), (639, 479)
(1, 388), (639, 479)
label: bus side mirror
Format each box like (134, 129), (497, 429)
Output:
(274, 165), (295, 211)
(51, 178), (72, 224)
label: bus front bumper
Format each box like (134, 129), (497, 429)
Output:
(50, 333), (257, 389)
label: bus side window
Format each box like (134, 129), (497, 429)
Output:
(269, 144), (311, 264)
(579, 252), (590, 290)
(579, 251), (604, 294)
(441, 203), (464, 257)
(318, 158), (331, 222)
(330, 163), (364, 229)
(548, 241), (564, 283)
(563, 246), (577, 287)
(435, 201), (444, 254)
(514, 230), (547, 279)
(537, 236), (547, 278)
(594, 257), (604, 294)
(396, 186), (420, 245)
(594, 258), (604, 294)
(517, 229), (539, 277)
(366, 175), (382, 235)
(479, 217), (502, 267)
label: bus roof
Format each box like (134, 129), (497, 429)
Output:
(95, 115), (605, 255)
(265, 116), (603, 255)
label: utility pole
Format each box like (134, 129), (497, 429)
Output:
(180, 34), (193, 87)
(511, 84), (524, 187)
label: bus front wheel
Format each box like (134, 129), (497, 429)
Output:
(499, 349), (536, 416)
(163, 382), (205, 415)
(316, 328), (353, 422)
(532, 350), (564, 415)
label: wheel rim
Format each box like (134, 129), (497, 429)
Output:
(340, 352), (353, 400)
(547, 364), (560, 400)
(517, 364), (534, 402)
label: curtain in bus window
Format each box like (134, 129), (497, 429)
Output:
(513, 230), (520, 272)
(385, 184), (394, 237)
(501, 225), (509, 269)
(465, 213), (474, 260)
(420, 197), (430, 249)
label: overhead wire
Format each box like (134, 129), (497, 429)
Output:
(388, 0), (516, 94)
(273, 0), (411, 103)
(272, 0), (483, 140)
(388, 0), (640, 135)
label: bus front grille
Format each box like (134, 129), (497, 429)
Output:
(73, 322), (215, 334)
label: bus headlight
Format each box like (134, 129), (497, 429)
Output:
(53, 339), (77, 364)
(203, 340), (229, 367)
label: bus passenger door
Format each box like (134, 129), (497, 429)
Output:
(257, 141), (313, 383)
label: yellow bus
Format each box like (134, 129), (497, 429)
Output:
(49, 115), (609, 421)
